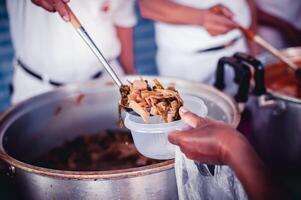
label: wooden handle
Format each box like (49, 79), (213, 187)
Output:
(239, 26), (299, 71)
(65, 4), (81, 28)
(253, 35), (299, 70)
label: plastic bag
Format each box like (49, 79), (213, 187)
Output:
(175, 147), (248, 200)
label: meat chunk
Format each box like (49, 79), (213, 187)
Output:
(133, 80), (148, 90)
(120, 79), (183, 123)
(129, 100), (150, 122)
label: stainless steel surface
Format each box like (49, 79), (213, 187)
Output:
(16, 166), (176, 200)
(76, 27), (122, 87)
(0, 76), (239, 200)
(250, 47), (301, 168)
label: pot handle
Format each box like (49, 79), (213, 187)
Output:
(0, 150), (15, 178)
(258, 93), (286, 108)
(214, 56), (251, 103)
(234, 52), (266, 96)
(0, 150), (6, 169)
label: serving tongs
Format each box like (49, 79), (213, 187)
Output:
(65, 5), (132, 111)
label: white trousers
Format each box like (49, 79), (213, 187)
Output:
(12, 59), (124, 104)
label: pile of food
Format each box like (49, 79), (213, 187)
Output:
(120, 79), (183, 123)
(32, 130), (163, 171)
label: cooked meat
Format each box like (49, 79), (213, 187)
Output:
(133, 79), (148, 90)
(32, 130), (163, 171)
(120, 78), (183, 123)
(129, 100), (150, 122)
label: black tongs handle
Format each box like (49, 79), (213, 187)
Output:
(234, 53), (266, 95)
(214, 56), (251, 103)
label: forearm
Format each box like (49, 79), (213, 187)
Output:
(226, 136), (284, 200)
(257, 9), (301, 45)
(139, 0), (203, 26)
(246, 0), (257, 30)
(257, 9), (293, 31)
(116, 26), (135, 74)
(245, 0), (259, 55)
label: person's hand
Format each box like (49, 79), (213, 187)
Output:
(199, 4), (238, 36)
(169, 107), (286, 200)
(168, 107), (246, 164)
(31, 0), (71, 21)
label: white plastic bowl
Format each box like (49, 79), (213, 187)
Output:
(124, 95), (208, 160)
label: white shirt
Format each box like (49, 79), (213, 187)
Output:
(7, 0), (136, 83)
(154, 0), (250, 90)
(155, 0), (251, 53)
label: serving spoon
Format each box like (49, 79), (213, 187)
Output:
(238, 25), (301, 95)
(238, 26), (301, 84)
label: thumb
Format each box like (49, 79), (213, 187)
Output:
(179, 107), (209, 128)
(168, 131), (180, 145)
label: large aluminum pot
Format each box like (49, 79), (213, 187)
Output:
(248, 47), (301, 170)
(214, 51), (301, 198)
(215, 49), (301, 170)
(0, 76), (239, 200)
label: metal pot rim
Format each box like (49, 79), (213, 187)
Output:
(0, 76), (240, 179)
(0, 103), (174, 180)
(268, 89), (301, 103)
(0, 150), (175, 180)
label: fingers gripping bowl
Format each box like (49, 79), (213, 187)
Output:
(124, 93), (208, 159)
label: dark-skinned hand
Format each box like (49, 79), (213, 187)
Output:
(168, 107), (246, 165)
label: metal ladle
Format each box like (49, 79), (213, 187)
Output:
(65, 5), (133, 111)
(66, 5), (122, 87)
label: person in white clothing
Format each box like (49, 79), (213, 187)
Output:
(7, 0), (136, 103)
(255, 0), (301, 50)
(139, 0), (256, 91)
